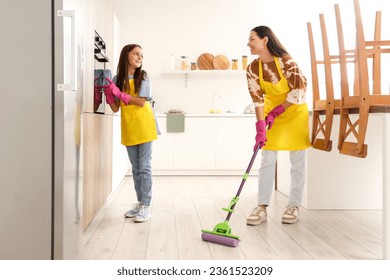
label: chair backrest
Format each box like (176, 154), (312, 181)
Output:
(336, 0), (390, 101)
(372, 11), (382, 95)
(307, 22), (320, 108)
(307, 14), (338, 108)
(354, 0), (371, 100)
(334, 3), (352, 101)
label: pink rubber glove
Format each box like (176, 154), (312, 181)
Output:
(94, 85), (102, 105)
(265, 105), (285, 129)
(104, 86), (116, 104)
(103, 77), (131, 104)
(254, 120), (267, 151)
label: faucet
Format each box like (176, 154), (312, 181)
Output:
(210, 92), (222, 113)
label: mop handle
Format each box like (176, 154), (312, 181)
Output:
(225, 144), (261, 221)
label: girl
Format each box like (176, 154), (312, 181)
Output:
(245, 26), (311, 226)
(104, 44), (159, 223)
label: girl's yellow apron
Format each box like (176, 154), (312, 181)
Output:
(259, 57), (311, 150)
(120, 79), (157, 146)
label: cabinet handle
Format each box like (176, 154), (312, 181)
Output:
(57, 10), (76, 91)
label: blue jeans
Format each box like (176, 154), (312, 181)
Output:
(126, 142), (153, 206)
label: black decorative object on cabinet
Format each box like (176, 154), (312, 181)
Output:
(94, 30), (109, 63)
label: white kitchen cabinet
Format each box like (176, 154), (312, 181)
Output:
(174, 118), (217, 169)
(216, 117), (260, 170)
(153, 114), (259, 174)
(152, 116), (175, 169)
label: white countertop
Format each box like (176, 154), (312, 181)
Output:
(155, 112), (256, 118)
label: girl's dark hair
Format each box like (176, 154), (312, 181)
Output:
(251, 26), (288, 57)
(116, 44), (147, 93)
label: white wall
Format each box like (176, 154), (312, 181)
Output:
(113, 0), (389, 114)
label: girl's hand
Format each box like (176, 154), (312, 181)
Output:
(103, 78), (131, 104)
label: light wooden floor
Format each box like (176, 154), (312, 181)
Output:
(82, 176), (383, 260)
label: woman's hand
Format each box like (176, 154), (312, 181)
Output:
(254, 120), (267, 151)
(265, 105), (285, 129)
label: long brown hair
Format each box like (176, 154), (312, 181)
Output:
(116, 44), (147, 94)
(251, 26), (288, 57)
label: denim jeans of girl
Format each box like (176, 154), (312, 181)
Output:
(126, 141), (153, 206)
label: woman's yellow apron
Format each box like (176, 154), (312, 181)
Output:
(120, 79), (157, 146)
(259, 57), (311, 150)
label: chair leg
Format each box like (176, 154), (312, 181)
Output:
(338, 107), (348, 151)
(312, 111), (333, 152)
(356, 102), (370, 154)
(311, 111), (319, 145)
(339, 104), (368, 158)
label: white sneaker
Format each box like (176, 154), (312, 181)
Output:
(124, 202), (142, 218)
(134, 206), (151, 223)
(246, 206), (267, 226)
(282, 205), (299, 224)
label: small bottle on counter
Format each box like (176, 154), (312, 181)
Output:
(231, 59), (238, 70)
(180, 56), (189, 70)
(191, 62), (197, 70)
(242, 55), (248, 70)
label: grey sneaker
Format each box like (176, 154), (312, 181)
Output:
(282, 205), (299, 224)
(134, 205), (151, 223)
(246, 206), (267, 226)
(124, 202), (142, 218)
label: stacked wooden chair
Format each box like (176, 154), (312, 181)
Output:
(307, 13), (341, 152)
(336, 0), (390, 158)
(308, 0), (390, 158)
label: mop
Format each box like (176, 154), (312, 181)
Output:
(201, 144), (261, 247)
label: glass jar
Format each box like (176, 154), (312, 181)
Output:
(180, 56), (188, 70)
(231, 59), (238, 70)
(242, 55), (248, 70)
(191, 62), (197, 70)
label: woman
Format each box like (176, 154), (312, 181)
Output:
(245, 26), (311, 225)
(104, 44), (159, 223)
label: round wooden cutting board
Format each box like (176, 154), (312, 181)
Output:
(197, 53), (215, 70)
(212, 54), (230, 70)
